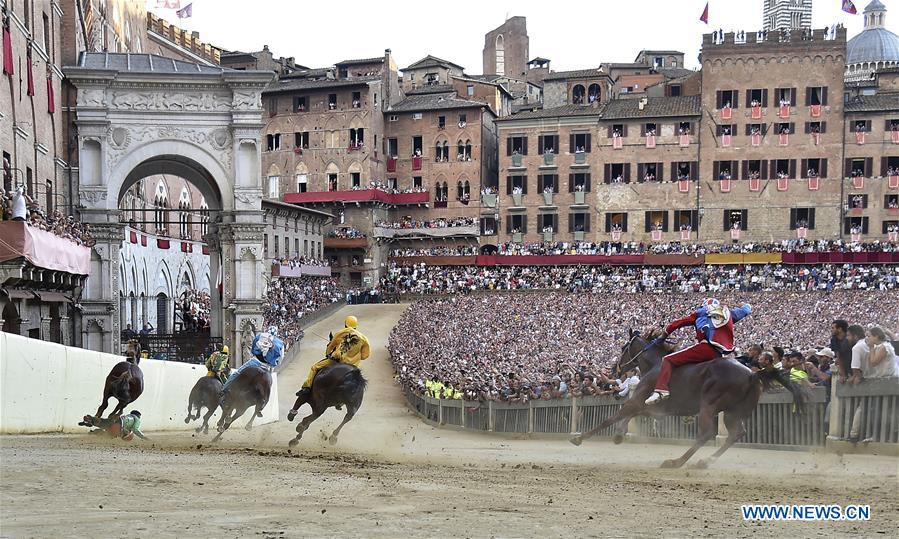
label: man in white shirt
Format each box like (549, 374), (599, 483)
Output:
(848, 324), (871, 383)
(11, 185), (28, 221)
(616, 369), (641, 398)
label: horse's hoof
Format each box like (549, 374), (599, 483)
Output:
(245, 424), (253, 432)
(195, 426), (203, 433)
(660, 459), (681, 469)
(287, 410), (297, 422)
(288, 438), (299, 448)
(184, 417), (191, 424)
(612, 434), (624, 445)
(569, 434), (583, 446)
(328, 436), (338, 446)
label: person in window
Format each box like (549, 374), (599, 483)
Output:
(612, 129), (621, 138)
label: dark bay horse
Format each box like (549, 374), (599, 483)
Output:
(286, 362), (367, 447)
(184, 370), (229, 434)
(211, 365), (271, 443)
(570, 331), (804, 468)
(82, 360), (144, 423)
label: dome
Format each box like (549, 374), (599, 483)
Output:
(847, 27), (899, 64)
(846, 0), (899, 66)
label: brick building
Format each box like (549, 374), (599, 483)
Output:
(401, 55), (464, 91)
(483, 16), (529, 80)
(220, 44), (302, 75)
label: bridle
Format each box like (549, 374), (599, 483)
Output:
(617, 334), (664, 374)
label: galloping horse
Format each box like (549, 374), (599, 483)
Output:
(570, 331), (804, 468)
(184, 369), (229, 434)
(83, 360), (144, 422)
(211, 365), (271, 443)
(286, 362), (367, 447)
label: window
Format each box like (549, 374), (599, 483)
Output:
(848, 194), (868, 209)
(673, 161), (697, 181)
(387, 138), (398, 157)
(642, 123), (658, 136)
(805, 121), (826, 134)
(775, 87), (796, 106)
(883, 220), (899, 234)
(263, 234), (268, 257)
(668, 84), (682, 97)
(605, 212), (628, 232)
(637, 162), (662, 183)
(845, 157), (872, 177)
(388, 177), (397, 190)
(801, 158), (826, 178)
(435, 141), (449, 161)
(438, 115), (446, 129)
(653, 56), (664, 68)
(351, 172), (361, 188)
(45, 179), (53, 212)
(412, 136), (422, 156)
(746, 88), (768, 107)
(678, 122), (692, 135)
(267, 176), (279, 198)
(294, 131), (309, 149)
(413, 176), (422, 189)
(884, 156), (899, 176)
(538, 134), (559, 154)
(538, 174), (558, 193)
(328, 93), (337, 109)
(352, 91), (361, 108)
(608, 124), (627, 137)
(569, 213), (591, 232)
(742, 159), (767, 180)
(852, 120), (872, 133)
(746, 123), (767, 136)
(790, 208), (816, 229)
(467, 84), (475, 97)
(713, 160), (737, 180)
(293, 96), (307, 112)
(572, 85), (586, 104)
(772, 159), (796, 179)
(327, 173), (338, 191)
(349, 128), (364, 147)
(539, 214), (559, 233)
(495, 34), (505, 75)
(724, 209), (749, 231)
(887, 119), (899, 132)
(266, 133), (281, 151)
(844, 216), (869, 235)
(412, 112), (423, 120)
(459, 114), (467, 126)
(296, 174), (307, 193)
(805, 86), (828, 106)
(571, 133), (591, 153)
(506, 135), (528, 155)
(506, 175), (528, 194)
(604, 163), (629, 183)
(388, 115), (399, 122)
(568, 172), (591, 192)
(674, 210), (698, 231)
(273, 235), (279, 257)
(645, 211), (669, 232)
(716, 89), (738, 109)
(776, 122), (794, 135)
(716, 124), (736, 136)
(42, 13), (50, 54)
(480, 216), (497, 236)
(303, 240), (309, 256)
(507, 214), (527, 234)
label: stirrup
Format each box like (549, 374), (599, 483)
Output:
(645, 390), (669, 405)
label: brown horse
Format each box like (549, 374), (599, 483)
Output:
(570, 331), (804, 468)
(211, 365), (271, 443)
(286, 362), (367, 447)
(184, 370), (229, 434)
(83, 360), (144, 422)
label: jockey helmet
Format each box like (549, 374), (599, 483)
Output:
(221, 345), (229, 354)
(268, 326), (279, 336)
(345, 315), (358, 328)
(130, 410), (141, 417)
(702, 298), (721, 310)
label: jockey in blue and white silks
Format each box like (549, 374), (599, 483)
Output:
(221, 326), (284, 393)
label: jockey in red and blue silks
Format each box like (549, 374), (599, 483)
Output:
(645, 298), (752, 404)
(221, 326), (284, 396)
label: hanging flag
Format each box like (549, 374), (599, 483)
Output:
(176, 3), (193, 18)
(842, 0), (857, 14)
(2, 16), (13, 76)
(700, 2), (709, 24)
(26, 49), (34, 96)
(216, 251), (223, 300)
(47, 71), (55, 113)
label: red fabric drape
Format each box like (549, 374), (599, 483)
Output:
(46, 73), (55, 113)
(26, 51), (34, 96)
(2, 23), (13, 76)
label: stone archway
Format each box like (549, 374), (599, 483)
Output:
(64, 53), (275, 354)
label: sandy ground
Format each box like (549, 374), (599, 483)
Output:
(1, 304), (897, 539)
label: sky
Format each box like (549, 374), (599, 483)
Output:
(149, 0), (894, 72)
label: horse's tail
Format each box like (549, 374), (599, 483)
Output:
(752, 368), (806, 415)
(337, 368), (367, 398)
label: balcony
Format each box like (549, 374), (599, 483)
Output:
(511, 154), (524, 168)
(512, 193), (523, 206)
(372, 225), (479, 239)
(542, 152), (555, 167)
(542, 192), (554, 206)
(573, 152), (587, 165)
(284, 190), (429, 206)
(324, 237), (368, 249)
(482, 193), (497, 208)
(0, 221), (91, 275)
(573, 191), (586, 205)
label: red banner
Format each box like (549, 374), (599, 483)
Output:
(779, 105), (790, 118)
(852, 177), (864, 189)
(645, 135), (655, 149)
(808, 177), (819, 190)
(856, 132), (865, 145)
(721, 107), (732, 120)
(810, 104), (821, 117)
(751, 106), (761, 119)
(720, 179), (731, 193)
(157, 238), (170, 249)
(749, 178), (760, 191)
(751, 133), (761, 147)
(613, 137), (623, 149)
(777, 178), (789, 191)
(678, 180), (690, 193)
(679, 134), (690, 147)
(889, 175), (898, 189)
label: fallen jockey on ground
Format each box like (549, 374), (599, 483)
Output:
(294, 315), (371, 405)
(645, 298), (752, 405)
(221, 327), (284, 398)
(79, 410), (149, 441)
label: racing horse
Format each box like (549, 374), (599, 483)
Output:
(184, 368), (230, 434)
(80, 360), (144, 425)
(286, 362), (367, 447)
(211, 365), (271, 443)
(570, 330), (805, 468)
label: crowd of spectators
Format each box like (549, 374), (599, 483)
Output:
(271, 255), (330, 268)
(1, 183), (95, 247)
(389, 291), (899, 403)
(329, 227), (365, 239)
(350, 181), (427, 195)
(263, 276), (345, 347)
(376, 216), (476, 230)
(390, 245), (479, 257)
(386, 263), (899, 295)
(177, 289), (210, 332)
(494, 239), (898, 256)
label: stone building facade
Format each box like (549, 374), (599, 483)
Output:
(483, 16), (529, 80)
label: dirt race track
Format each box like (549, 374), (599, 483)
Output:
(2, 304), (897, 538)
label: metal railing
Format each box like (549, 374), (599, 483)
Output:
(404, 382), (898, 454)
(122, 333), (222, 364)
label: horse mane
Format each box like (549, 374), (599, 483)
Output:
(643, 328), (677, 354)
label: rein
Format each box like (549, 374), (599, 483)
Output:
(618, 335), (667, 373)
